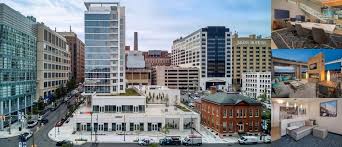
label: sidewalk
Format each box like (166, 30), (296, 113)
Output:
(0, 122), (30, 138)
(48, 116), (239, 144)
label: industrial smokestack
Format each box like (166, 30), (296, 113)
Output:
(134, 32), (138, 51)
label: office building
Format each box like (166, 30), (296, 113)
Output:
(242, 72), (271, 99)
(84, 1), (126, 94)
(232, 34), (272, 89)
(153, 66), (199, 90)
(126, 51), (151, 86)
(36, 23), (71, 102)
(171, 26), (232, 91)
(0, 4), (37, 130)
(143, 50), (171, 67)
(58, 28), (85, 84)
(200, 89), (262, 137)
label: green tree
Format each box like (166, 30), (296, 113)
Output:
(161, 125), (170, 137)
(66, 78), (76, 92)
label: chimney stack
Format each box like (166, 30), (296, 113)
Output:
(134, 32), (138, 51)
(70, 25), (72, 32)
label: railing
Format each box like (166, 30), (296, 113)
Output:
(299, 2), (331, 23)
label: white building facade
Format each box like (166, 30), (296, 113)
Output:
(84, 1), (126, 94)
(242, 72), (271, 99)
(75, 89), (200, 133)
(171, 26), (232, 91)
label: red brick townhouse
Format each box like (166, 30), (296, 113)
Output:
(200, 91), (263, 137)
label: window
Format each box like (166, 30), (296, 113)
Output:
(255, 109), (259, 117)
(93, 105), (99, 113)
(249, 109), (253, 117)
(229, 122), (233, 132)
(236, 109), (239, 118)
(223, 109), (227, 118)
(223, 122), (227, 132)
(254, 121), (258, 131)
(249, 121), (253, 131)
(104, 123), (108, 131)
(112, 123), (116, 131)
(229, 109), (233, 117)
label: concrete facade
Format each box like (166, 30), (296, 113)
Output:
(153, 66), (199, 90)
(36, 23), (71, 101)
(232, 34), (272, 88)
(242, 72), (272, 99)
(171, 26), (232, 91)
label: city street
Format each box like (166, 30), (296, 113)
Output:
(0, 96), (76, 147)
(81, 143), (271, 147)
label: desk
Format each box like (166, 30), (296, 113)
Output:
(290, 22), (336, 34)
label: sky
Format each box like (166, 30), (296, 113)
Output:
(1, 0), (271, 51)
(272, 49), (342, 71)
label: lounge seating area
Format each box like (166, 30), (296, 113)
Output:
(272, 76), (312, 98)
(286, 120), (316, 141)
(272, 21), (342, 49)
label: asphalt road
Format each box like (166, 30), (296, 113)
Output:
(81, 143), (271, 147)
(0, 96), (77, 147)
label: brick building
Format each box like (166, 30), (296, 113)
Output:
(143, 50), (171, 67)
(200, 90), (263, 137)
(58, 29), (85, 84)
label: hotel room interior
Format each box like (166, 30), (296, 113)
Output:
(271, 0), (342, 49)
(271, 98), (342, 147)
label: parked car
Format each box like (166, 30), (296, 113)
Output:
(55, 121), (63, 127)
(138, 138), (153, 146)
(263, 135), (271, 144)
(27, 120), (38, 128)
(40, 118), (49, 125)
(56, 140), (73, 146)
(182, 135), (202, 146)
(19, 131), (33, 141)
(238, 136), (258, 145)
(159, 136), (181, 145)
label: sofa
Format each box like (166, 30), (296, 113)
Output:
(287, 120), (315, 141)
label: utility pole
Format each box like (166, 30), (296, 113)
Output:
(124, 115), (126, 142)
(90, 112), (93, 141)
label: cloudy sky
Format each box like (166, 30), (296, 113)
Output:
(2, 0), (271, 51)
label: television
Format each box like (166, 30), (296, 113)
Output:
(274, 9), (290, 19)
(309, 63), (317, 70)
(296, 15), (305, 22)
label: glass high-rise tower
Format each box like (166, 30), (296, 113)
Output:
(84, 1), (126, 94)
(0, 3), (37, 130)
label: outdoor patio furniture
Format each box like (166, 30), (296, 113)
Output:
(313, 127), (328, 139)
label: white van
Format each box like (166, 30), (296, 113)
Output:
(182, 135), (202, 146)
(238, 136), (258, 144)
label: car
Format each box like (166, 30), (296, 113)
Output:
(238, 136), (258, 145)
(138, 138), (153, 146)
(55, 121), (63, 127)
(27, 120), (38, 128)
(159, 136), (181, 145)
(65, 118), (70, 123)
(40, 118), (48, 125)
(19, 131), (33, 141)
(56, 140), (73, 146)
(263, 135), (271, 144)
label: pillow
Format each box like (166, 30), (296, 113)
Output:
(305, 120), (313, 126)
(272, 82), (280, 88)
